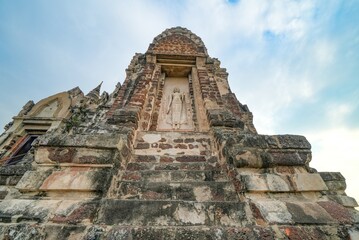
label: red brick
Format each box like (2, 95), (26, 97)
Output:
(159, 143), (172, 150)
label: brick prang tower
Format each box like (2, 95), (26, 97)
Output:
(0, 27), (358, 239)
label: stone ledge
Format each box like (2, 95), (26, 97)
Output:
(327, 195), (358, 208)
(214, 131), (311, 150)
(0, 199), (61, 223)
(126, 162), (218, 171)
(322, 180), (346, 191)
(242, 173), (327, 193)
(35, 146), (116, 165)
(39, 167), (111, 192)
(285, 201), (336, 224)
(319, 172), (345, 181)
(231, 148), (311, 168)
(37, 132), (130, 149)
(0, 164), (31, 176)
(0, 223), (356, 240)
(291, 173), (328, 192)
(121, 170), (227, 183)
(97, 199), (246, 226)
(51, 199), (100, 224)
(250, 199), (293, 224)
(116, 181), (237, 201)
(16, 170), (52, 192)
(251, 199), (340, 225)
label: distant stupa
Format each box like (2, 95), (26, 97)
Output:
(0, 27), (358, 239)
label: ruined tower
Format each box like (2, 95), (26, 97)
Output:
(0, 27), (358, 239)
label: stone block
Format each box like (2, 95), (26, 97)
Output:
(135, 142), (150, 149)
(0, 199), (60, 223)
(275, 135), (311, 149)
(242, 174), (291, 192)
(104, 226), (275, 240)
(35, 147), (115, 165)
(269, 150), (310, 167)
(176, 155), (206, 163)
(0, 224), (45, 240)
(142, 133), (162, 143)
(159, 143), (172, 149)
(0, 164), (30, 176)
(285, 202), (335, 224)
(126, 162), (215, 171)
(252, 199), (293, 224)
(319, 172), (345, 181)
(39, 167), (110, 192)
(39, 132), (127, 148)
(317, 201), (353, 224)
(106, 108), (139, 128)
(0, 175), (23, 186)
(291, 174), (328, 192)
(232, 147), (310, 168)
(328, 195), (358, 208)
(117, 182), (237, 201)
(266, 174), (291, 192)
(279, 225), (350, 240)
(323, 180), (346, 191)
(232, 148), (264, 168)
(134, 155), (157, 162)
(242, 174), (268, 192)
(121, 170), (227, 183)
(236, 134), (269, 148)
(51, 199), (99, 224)
(97, 200), (246, 226)
(16, 170), (52, 192)
(44, 224), (87, 240)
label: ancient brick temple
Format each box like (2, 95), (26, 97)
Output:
(0, 27), (358, 239)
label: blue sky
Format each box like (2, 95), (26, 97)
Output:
(1, 0), (358, 203)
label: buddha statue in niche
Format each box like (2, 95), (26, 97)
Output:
(166, 87), (187, 129)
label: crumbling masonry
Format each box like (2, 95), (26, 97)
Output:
(0, 27), (358, 239)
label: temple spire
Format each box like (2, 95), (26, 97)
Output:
(86, 81), (103, 99)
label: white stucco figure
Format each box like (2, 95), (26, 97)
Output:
(166, 87), (186, 129)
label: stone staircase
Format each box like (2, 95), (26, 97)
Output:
(97, 131), (247, 236)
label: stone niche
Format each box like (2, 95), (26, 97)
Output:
(157, 77), (194, 131)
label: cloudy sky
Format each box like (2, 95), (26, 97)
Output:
(1, 0), (358, 203)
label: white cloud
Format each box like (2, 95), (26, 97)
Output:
(313, 39), (336, 66)
(326, 102), (355, 126)
(306, 128), (359, 206)
(264, 0), (314, 39)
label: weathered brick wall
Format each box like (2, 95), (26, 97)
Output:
(148, 27), (207, 56)
(150, 34), (200, 56)
(197, 69), (224, 107)
(127, 63), (154, 109)
(139, 65), (161, 131)
(148, 68), (165, 131)
(107, 54), (146, 117)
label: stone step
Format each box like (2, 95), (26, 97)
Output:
(95, 225), (269, 240)
(121, 170), (228, 182)
(134, 132), (213, 156)
(126, 162), (220, 171)
(135, 132), (212, 146)
(133, 154), (217, 163)
(134, 148), (212, 157)
(97, 199), (245, 226)
(109, 224), (359, 240)
(116, 181), (238, 201)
